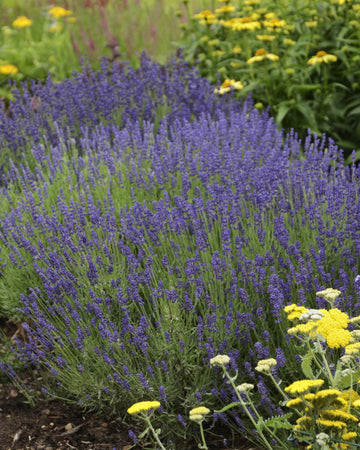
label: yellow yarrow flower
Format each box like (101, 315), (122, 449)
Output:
(12, 16), (32, 28)
(316, 418), (347, 430)
(0, 64), (18, 75)
(285, 379), (324, 395)
(321, 409), (358, 424)
(284, 304), (308, 320)
(48, 6), (72, 18)
(247, 48), (279, 64)
(190, 406), (210, 416)
(345, 342), (360, 354)
(127, 401), (161, 415)
(342, 431), (357, 440)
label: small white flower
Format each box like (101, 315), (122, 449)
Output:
(316, 432), (329, 446)
(210, 355), (230, 367)
(316, 288), (341, 302)
(237, 383), (254, 393)
(300, 309), (324, 321)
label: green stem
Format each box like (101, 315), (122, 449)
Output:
(222, 368), (287, 450)
(268, 372), (289, 402)
(198, 422), (208, 450)
(144, 416), (167, 450)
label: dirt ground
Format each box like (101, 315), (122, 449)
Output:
(0, 380), (263, 450)
(0, 319), (261, 450)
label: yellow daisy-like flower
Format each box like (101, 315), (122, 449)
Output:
(48, 6), (72, 18)
(247, 48), (279, 64)
(214, 79), (244, 94)
(127, 401), (161, 415)
(194, 10), (215, 19)
(285, 379), (324, 395)
(230, 17), (261, 31)
(12, 16), (32, 28)
(215, 5), (236, 13)
(256, 34), (276, 41)
(232, 45), (242, 53)
(263, 18), (286, 28)
(0, 64), (19, 75)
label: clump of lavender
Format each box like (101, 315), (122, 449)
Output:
(1, 58), (360, 447)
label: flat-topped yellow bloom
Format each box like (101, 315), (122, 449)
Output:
(308, 51), (338, 65)
(127, 401), (161, 415)
(247, 48), (279, 64)
(285, 379), (324, 395)
(189, 406), (210, 416)
(316, 418), (347, 430)
(12, 16), (32, 28)
(0, 64), (18, 75)
(48, 6), (72, 18)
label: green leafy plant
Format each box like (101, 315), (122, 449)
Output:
(176, 0), (360, 161)
(0, 6), (78, 99)
(197, 288), (360, 449)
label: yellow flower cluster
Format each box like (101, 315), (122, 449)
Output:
(48, 6), (73, 18)
(247, 48), (279, 64)
(307, 50), (338, 65)
(12, 16), (32, 28)
(189, 406), (210, 423)
(285, 379), (324, 395)
(285, 301), (351, 349)
(214, 79), (244, 94)
(127, 401), (161, 415)
(0, 64), (18, 75)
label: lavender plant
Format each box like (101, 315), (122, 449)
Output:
(2, 58), (360, 447)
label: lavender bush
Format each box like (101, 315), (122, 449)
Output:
(1, 56), (360, 447)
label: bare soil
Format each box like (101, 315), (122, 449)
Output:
(0, 319), (261, 450)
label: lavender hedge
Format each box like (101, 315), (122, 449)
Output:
(1, 56), (360, 447)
